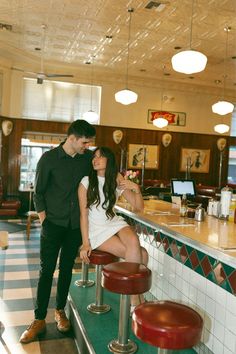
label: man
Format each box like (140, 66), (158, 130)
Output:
(20, 119), (96, 344)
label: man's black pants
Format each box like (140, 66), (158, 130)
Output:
(34, 219), (81, 320)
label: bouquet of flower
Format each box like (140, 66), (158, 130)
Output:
(124, 170), (140, 184)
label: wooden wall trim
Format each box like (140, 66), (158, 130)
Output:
(0, 117), (235, 196)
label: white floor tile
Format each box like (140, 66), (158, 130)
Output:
(3, 287), (33, 300)
(4, 271), (30, 281)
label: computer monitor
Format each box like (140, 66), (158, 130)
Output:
(171, 179), (196, 197)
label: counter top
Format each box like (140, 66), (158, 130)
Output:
(115, 199), (236, 268)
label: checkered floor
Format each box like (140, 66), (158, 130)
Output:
(0, 226), (78, 354)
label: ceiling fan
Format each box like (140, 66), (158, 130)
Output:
(11, 24), (74, 84)
(11, 66), (74, 84)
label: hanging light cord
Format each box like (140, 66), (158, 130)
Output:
(90, 63), (93, 110)
(40, 24), (47, 73)
(125, 8), (134, 89)
(189, 0), (194, 49)
(160, 65), (166, 111)
(222, 26), (231, 100)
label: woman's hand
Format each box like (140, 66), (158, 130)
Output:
(119, 179), (139, 192)
(80, 244), (92, 264)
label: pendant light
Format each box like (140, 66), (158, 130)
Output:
(83, 60), (99, 123)
(171, 0), (207, 74)
(153, 117), (168, 128)
(153, 65), (168, 128)
(115, 8), (138, 105)
(214, 124), (230, 134)
(212, 26), (234, 116)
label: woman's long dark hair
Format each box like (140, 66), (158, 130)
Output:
(87, 147), (118, 219)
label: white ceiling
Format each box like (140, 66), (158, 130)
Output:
(0, 0), (236, 95)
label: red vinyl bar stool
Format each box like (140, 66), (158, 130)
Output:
(102, 262), (152, 354)
(132, 301), (203, 354)
(87, 250), (118, 314)
(74, 261), (95, 288)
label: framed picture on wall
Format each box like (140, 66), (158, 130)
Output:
(180, 148), (210, 173)
(128, 144), (159, 169)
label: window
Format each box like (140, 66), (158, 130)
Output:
(228, 146), (236, 184)
(22, 78), (101, 124)
(19, 133), (66, 189)
(228, 107), (236, 184)
(230, 107), (236, 137)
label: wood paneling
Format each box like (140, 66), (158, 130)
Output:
(0, 117), (235, 198)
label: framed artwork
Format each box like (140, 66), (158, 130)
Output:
(180, 148), (210, 173)
(128, 144), (159, 169)
(148, 109), (186, 126)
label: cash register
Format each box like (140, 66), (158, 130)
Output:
(171, 179), (198, 208)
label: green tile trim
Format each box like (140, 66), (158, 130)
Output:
(221, 279), (232, 292)
(185, 244), (194, 256)
(195, 250), (206, 262)
(222, 263), (235, 277)
(184, 258), (193, 269)
(207, 255), (218, 267)
(120, 213), (236, 296)
(195, 264), (204, 276)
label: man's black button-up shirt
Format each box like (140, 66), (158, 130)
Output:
(33, 143), (92, 229)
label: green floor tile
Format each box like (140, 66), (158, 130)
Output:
(70, 273), (197, 354)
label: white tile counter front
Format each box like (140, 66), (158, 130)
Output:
(115, 200), (236, 354)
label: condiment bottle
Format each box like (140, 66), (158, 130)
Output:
(180, 193), (187, 217)
(229, 195), (236, 222)
(207, 198), (214, 216)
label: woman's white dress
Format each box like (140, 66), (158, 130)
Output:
(80, 176), (128, 249)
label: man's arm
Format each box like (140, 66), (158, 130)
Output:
(33, 153), (51, 219)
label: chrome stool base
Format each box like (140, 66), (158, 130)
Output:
(87, 264), (110, 314)
(87, 303), (111, 314)
(108, 339), (137, 354)
(74, 279), (94, 288)
(74, 262), (95, 288)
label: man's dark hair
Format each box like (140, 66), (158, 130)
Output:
(67, 119), (96, 138)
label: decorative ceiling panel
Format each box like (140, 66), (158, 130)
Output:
(0, 0), (235, 93)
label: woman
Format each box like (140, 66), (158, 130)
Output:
(78, 147), (148, 308)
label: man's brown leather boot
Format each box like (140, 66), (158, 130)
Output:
(19, 319), (46, 344)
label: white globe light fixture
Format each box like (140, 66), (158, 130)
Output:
(171, 0), (207, 75)
(212, 101), (234, 115)
(83, 60), (99, 124)
(212, 27), (234, 116)
(171, 50), (207, 74)
(214, 124), (230, 134)
(114, 8), (138, 105)
(115, 89), (138, 105)
(153, 117), (168, 128)
(83, 110), (99, 123)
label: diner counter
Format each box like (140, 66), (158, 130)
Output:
(115, 199), (236, 268)
(115, 199), (236, 354)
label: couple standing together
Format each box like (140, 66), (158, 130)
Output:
(20, 119), (148, 344)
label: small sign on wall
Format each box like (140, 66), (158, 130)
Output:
(148, 109), (186, 126)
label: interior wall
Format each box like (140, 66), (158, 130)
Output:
(2, 63), (232, 136)
(0, 117), (235, 199)
(101, 83), (232, 135)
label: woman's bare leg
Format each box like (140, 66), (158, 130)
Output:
(97, 226), (149, 306)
